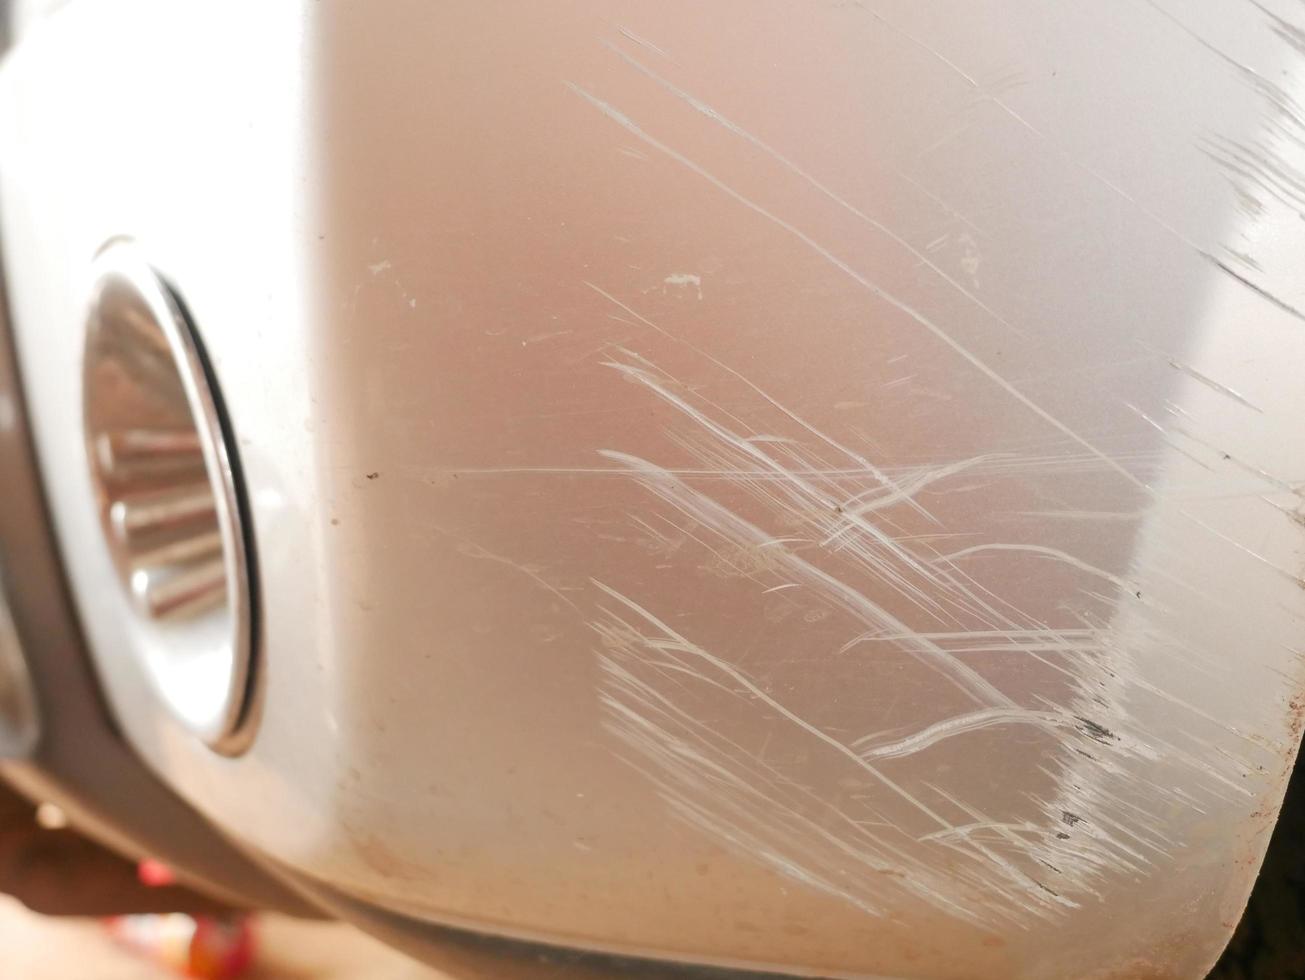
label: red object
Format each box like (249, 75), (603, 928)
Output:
(104, 913), (256, 979)
(138, 858), (177, 888)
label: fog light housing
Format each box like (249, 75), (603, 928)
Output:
(83, 241), (254, 750)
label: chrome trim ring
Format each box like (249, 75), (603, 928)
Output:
(82, 241), (253, 750)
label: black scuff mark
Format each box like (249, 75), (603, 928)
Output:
(1074, 717), (1119, 744)
(1205, 255), (1305, 324)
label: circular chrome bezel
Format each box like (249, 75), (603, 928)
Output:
(82, 240), (253, 750)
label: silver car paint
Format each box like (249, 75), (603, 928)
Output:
(2, 1), (1305, 977)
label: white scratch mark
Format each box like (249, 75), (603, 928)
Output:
(436, 530), (583, 616)
(602, 44), (1021, 338)
(578, 341), (1267, 930)
(582, 282), (941, 527)
(1166, 358), (1264, 413)
(854, 708), (1072, 760)
(616, 25), (670, 59)
(663, 272), (703, 299)
(591, 580), (1070, 924)
(564, 82), (1161, 504)
(937, 543), (1138, 596)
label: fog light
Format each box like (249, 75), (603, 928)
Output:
(83, 241), (253, 750)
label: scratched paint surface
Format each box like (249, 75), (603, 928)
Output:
(3, 1), (1305, 978)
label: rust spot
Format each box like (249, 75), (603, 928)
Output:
(1286, 694), (1305, 741)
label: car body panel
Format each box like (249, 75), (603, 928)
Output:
(3, 2), (1305, 977)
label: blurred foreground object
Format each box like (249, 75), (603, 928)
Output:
(105, 913), (254, 980)
(0, 780), (230, 917)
